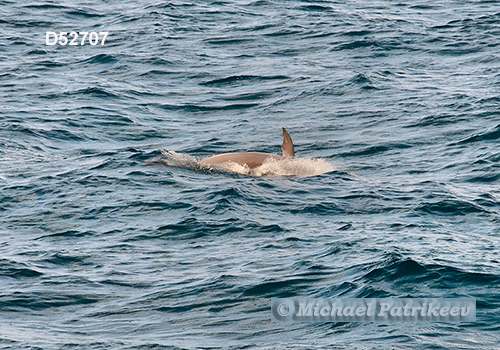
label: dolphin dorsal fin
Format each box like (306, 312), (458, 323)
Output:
(281, 127), (294, 158)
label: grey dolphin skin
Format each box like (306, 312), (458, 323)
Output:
(201, 127), (294, 169)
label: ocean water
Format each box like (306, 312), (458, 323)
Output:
(1, 0), (500, 349)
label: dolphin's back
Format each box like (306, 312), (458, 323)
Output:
(201, 152), (282, 169)
(200, 128), (294, 169)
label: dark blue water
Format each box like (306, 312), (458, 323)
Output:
(1, 0), (500, 348)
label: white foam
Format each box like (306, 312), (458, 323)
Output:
(253, 157), (336, 176)
(158, 149), (336, 177)
(159, 149), (200, 168)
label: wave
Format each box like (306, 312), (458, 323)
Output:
(0, 258), (43, 278)
(358, 254), (500, 298)
(458, 123), (500, 144)
(151, 149), (336, 177)
(199, 74), (289, 86)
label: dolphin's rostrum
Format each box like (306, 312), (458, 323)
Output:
(201, 127), (294, 169)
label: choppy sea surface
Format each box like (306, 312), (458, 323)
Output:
(1, 0), (500, 349)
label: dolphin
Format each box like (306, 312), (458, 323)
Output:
(200, 127), (294, 169)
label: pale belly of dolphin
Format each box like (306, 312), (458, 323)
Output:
(200, 152), (283, 169)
